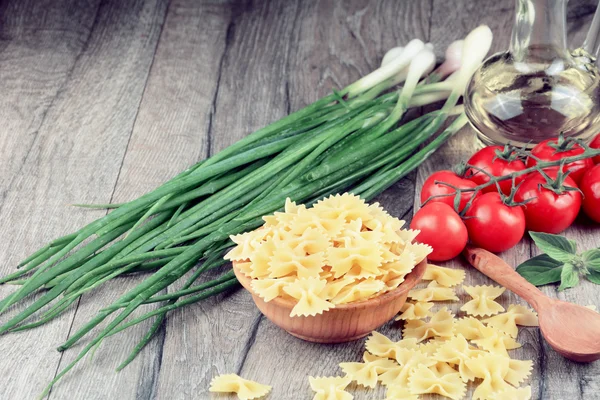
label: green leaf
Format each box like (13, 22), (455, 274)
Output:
(582, 249), (600, 272)
(587, 270), (600, 285)
(558, 263), (579, 291)
(529, 232), (577, 263)
(516, 254), (564, 286)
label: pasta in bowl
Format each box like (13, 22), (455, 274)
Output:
(227, 193), (430, 343)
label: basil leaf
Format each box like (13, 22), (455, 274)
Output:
(529, 232), (577, 263)
(582, 249), (600, 272)
(587, 270), (600, 285)
(558, 263), (579, 291)
(516, 254), (564, 286)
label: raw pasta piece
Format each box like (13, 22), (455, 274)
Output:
(455, 317), (520, 350)
(209, 374), (271, 400)
(236, 261), (254, 278)
(454, 317), (488, 340)
(489, 386), (532, 400)
(226, 228), (272, 261)
(404, 241), (433, 263)
(381, 242), (403, 263)
(408, 364), (466, 400)
(365, 332), (419, 360)
(263, 198), (306, 227)
(465, 354), (513, 400)
(460, 285), (506, 317)
(381, 251), (416, 289)
(378, 348), (435, 386)
(423, 264), (466, 287)
(475, 325), (522, 354)
(322, 277), (356, 300)
(285, 227), (331, 255)
(403, 308), (455, 342)
(433, 334), (483, 382)
(291, 207), (347, 238)
(408, 281), (459, 302)
(395, 301), (434, 321)
(313, 193), (374, 224)
(418, 339), (448, 356)
(340, 352), (397, 388)
(268, 246), (324, 279)
(331, 279), (385, 305)
(283, 277), (333, 317)
(385, 384), (419, 400)
(250, 277), (294, 302)
(484, 304), (539, 338)
(505, 359), (533, 387)
(327, 234), (383, 278)
(308, 376), (353, 400)
(249, 238), (277, 278)
(395, 229), (420, 247)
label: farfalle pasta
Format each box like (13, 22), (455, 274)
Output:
(328, 283), (536, 400)
(408, 281), (459, 302)
(209, 374), (271, 400)
(408, 364), (466, 400)
(403, 307), (455, 342)
(226, 194), (431, 317)
(460, 285), (506, 317)
(395, 301), (434, 321)
(484, 304), (539, 338)
(340, 352), (397, 388)
(423, 264), (466, 287)
(308, 376), (353, 400)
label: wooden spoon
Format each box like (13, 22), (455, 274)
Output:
(464, 245), (600, 363)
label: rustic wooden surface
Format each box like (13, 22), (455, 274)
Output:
(0, 0), (598, 399)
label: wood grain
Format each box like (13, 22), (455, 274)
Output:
(44, 1), (171, 399)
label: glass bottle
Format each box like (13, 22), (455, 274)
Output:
(464, 0), (600, 147)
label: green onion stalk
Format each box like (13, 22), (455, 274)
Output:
(0, 26), (493, 397)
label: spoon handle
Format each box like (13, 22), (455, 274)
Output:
(463, 246), (551, 310)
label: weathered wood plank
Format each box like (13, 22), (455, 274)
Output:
(0, 1), (120, 399)
(37, 1), (171, 399)
(236, 1), (432, 399)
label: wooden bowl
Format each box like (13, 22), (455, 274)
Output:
(232, 259), (427, 343)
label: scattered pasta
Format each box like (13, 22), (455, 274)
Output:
(308, 376), (353, 400)
(484, 304), (539, 338)
(395, 301), (434, 320)
(460, 285), (506, 317)
(423, 264), (466, 287)
(403, 307), (455, 342)
(209, 374), (271, 400)
(408, 281), (459, 302)
(225, 194), (432, 317)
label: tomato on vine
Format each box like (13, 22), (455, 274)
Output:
(514, 170), (581, 234)
(580, 164), (600, 223)
(464, 192), (526, 253)
(464, 145), (527, 195)
(420, 170), (479, 212)
(589, 133), (600, 164)
(527, 136), (593, 184)
(410, 202), (468, 261)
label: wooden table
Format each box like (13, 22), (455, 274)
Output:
(1, 0), (599, 399)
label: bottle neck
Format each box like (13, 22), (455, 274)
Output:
(510, 0), (570, 63)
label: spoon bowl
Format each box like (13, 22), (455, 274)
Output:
(464, 246), (600, 363)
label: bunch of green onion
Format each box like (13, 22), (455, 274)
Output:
(0, 26), (492, 395)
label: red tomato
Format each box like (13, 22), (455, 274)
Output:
(590, 133), (600, 164)
(527, 138), (594, 184)
(410, 203), (468, 261)
(420, 170), (479, 212)
(580, 165), (600, 223)
(465, 146), (527, 195)
(514, 171), (581, 234)
(464, 192), (526, 253)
